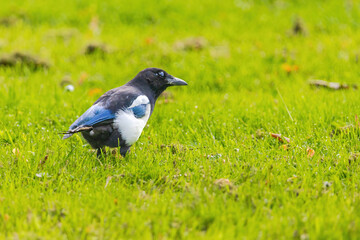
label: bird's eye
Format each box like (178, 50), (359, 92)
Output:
(156, 71), (165, 78)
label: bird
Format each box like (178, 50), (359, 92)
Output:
(63, 68), (187, 157)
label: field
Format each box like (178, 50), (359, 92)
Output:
(1, 0), (360, 239)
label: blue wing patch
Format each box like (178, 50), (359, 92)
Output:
(129, 104), (147, 118)
(69, 105), (115, 130)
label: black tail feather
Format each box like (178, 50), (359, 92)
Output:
(61, 126), (93, 139)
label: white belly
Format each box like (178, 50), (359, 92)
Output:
(113, 97), (151, 146)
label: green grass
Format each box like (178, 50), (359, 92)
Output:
(1, 0), (360, 239)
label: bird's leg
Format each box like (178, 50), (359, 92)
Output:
(120, 146), (130, 157)
(97, 147), (106, 158)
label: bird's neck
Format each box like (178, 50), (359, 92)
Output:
(127, 78), (167, 101)
(151, 85), (167, 100)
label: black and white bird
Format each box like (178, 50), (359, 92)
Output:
(63, 68), (187, 157)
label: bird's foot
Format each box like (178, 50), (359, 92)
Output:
(96, 147), (106, 158)
(120, 146), (130, 158)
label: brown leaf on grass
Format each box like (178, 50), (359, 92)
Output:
(39, 155), (48, 167)
(0, 15), (18, 27)
(0, 52), (50, 69)
(307, 148), (315, 158)
(270, 133), (291, 143)
(281, 63), (299, 73)
(174, 37), (208, 51)
(12, 148), (20, 157)
(214, 178), (234, 190)
(88, 88), (103, 97)
(309, 80), (357, 90)
(78, 72), (89, 85)
(83, 42), (111, 55)
(144, 37), (154, 45)
(292, 18), (306, 35)
(281, 144), (289, 151)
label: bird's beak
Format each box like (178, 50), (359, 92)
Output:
(166, 75), (188, 86)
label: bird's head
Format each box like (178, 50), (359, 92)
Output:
(135, 68), (187, 98)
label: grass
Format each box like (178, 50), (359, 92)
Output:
(1, 0), (360, 239)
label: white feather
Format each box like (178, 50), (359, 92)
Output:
(113, 95), (151, 146)
(129, 95), (149, 108)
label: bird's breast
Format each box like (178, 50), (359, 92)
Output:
(113, 104), (151, 146)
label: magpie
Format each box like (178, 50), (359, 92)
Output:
(63, 68), (187, 157)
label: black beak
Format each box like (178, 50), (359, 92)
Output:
(166, 75), (188, 86)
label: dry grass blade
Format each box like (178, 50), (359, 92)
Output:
(307, 148), (315, 158)
(0, 52), (50, 69)
(309, 80), (357, 90)
(214, 178), (234, 190)
(83, 42), (112, 55)
(270, 133), (291, 143)
(174, 37), (208, 51)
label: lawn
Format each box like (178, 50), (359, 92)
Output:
(1, 0), (360, 239)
